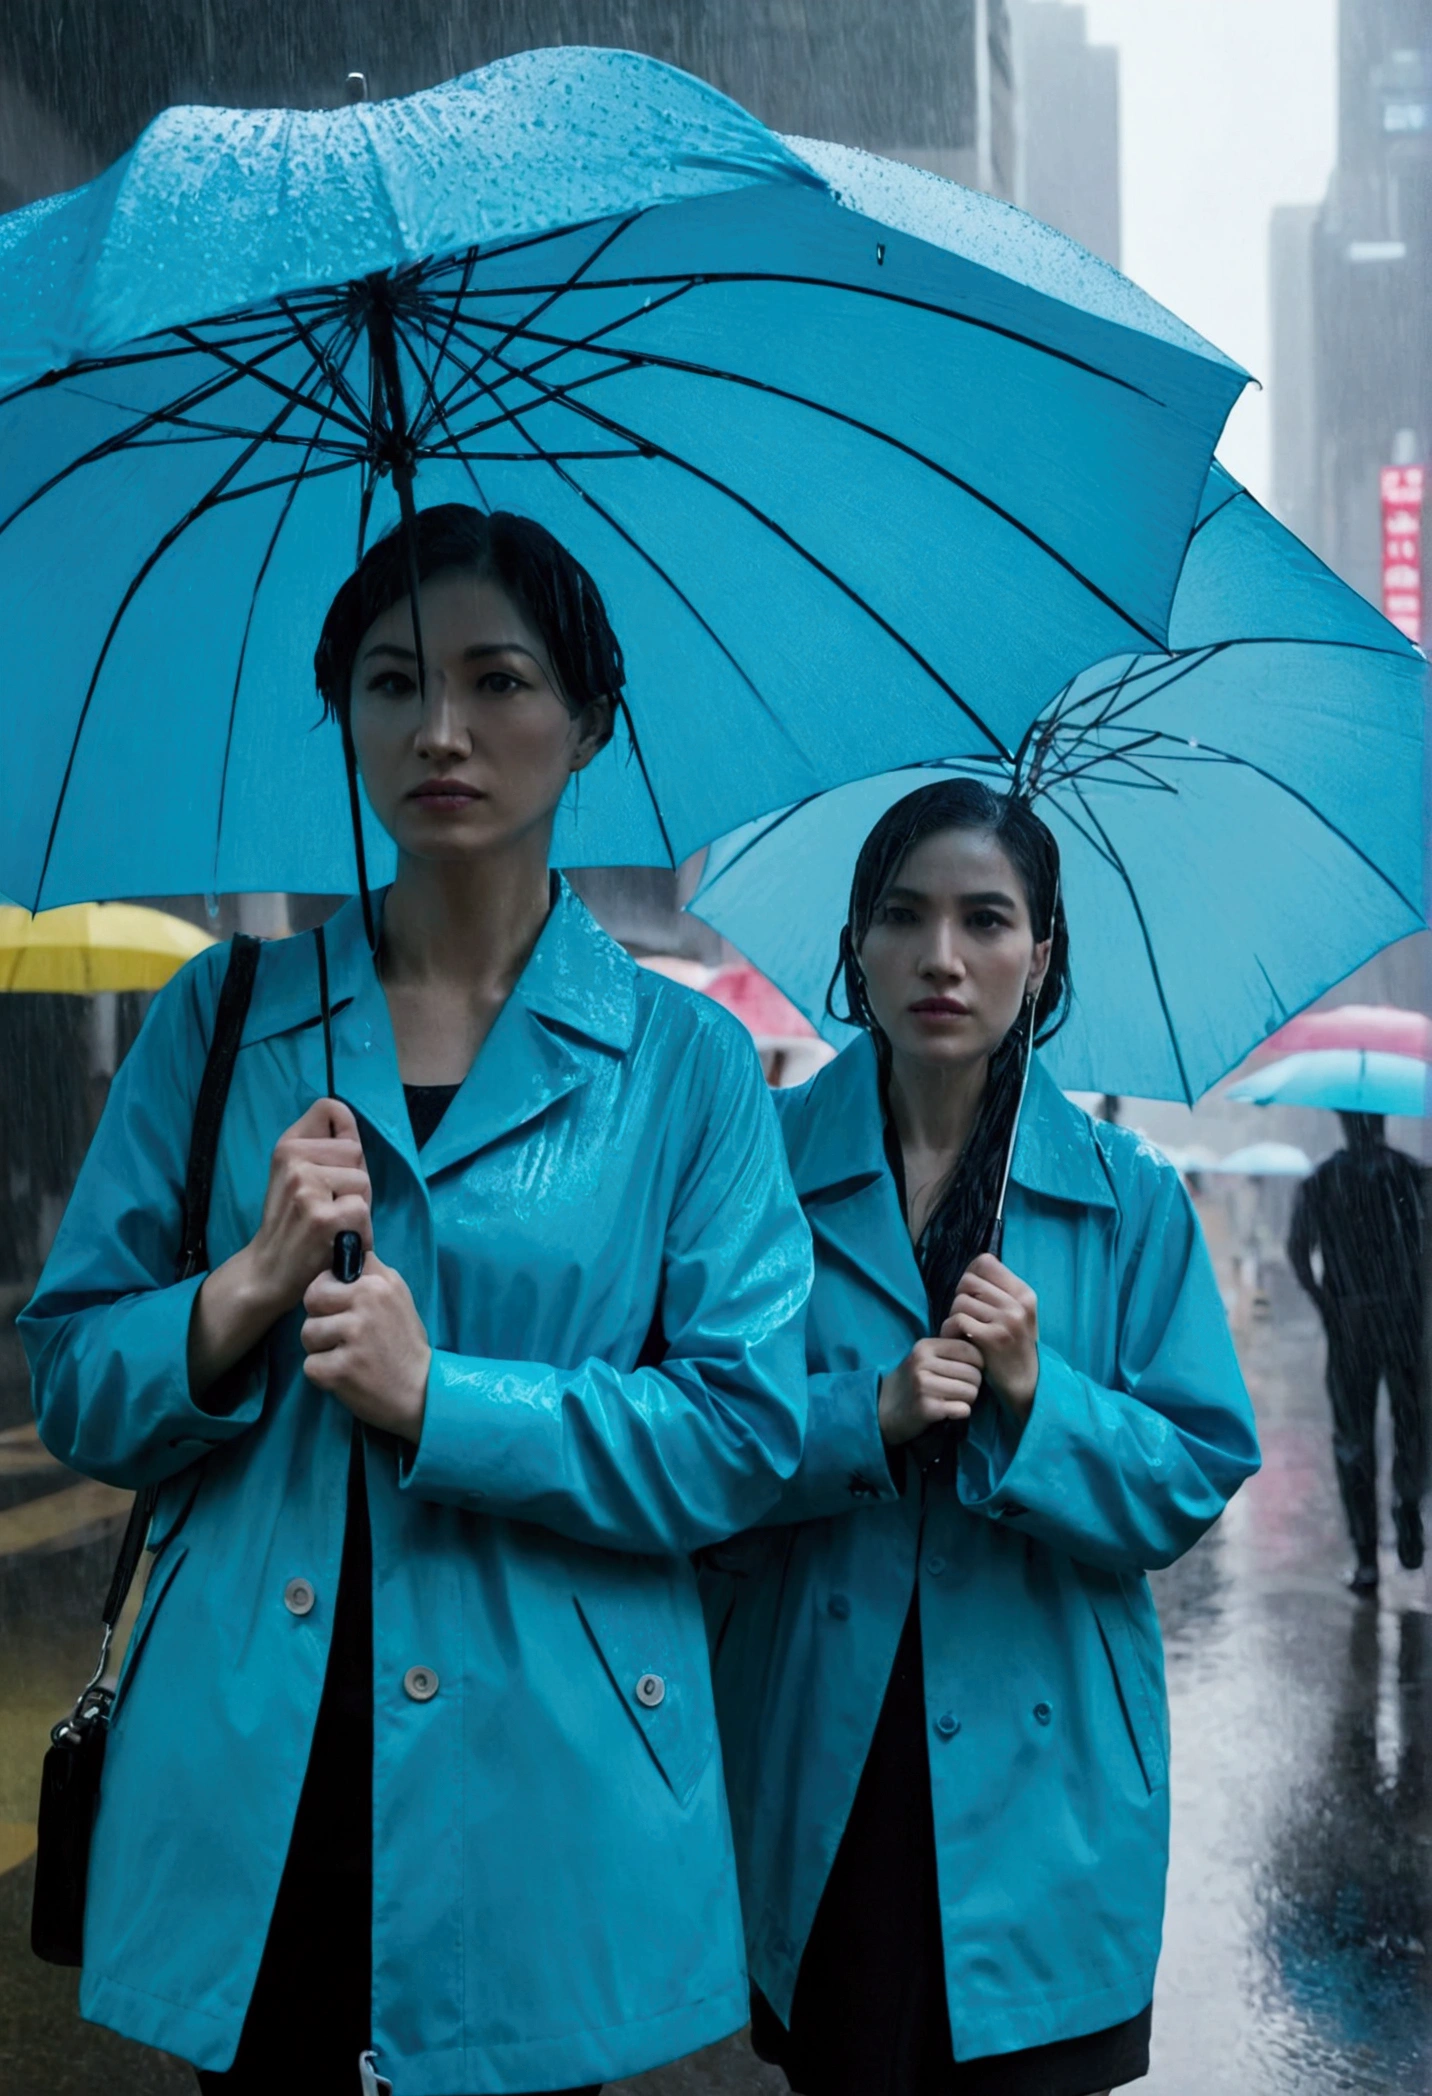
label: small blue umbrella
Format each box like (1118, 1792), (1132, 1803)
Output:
(0, 48), (1246, 907)
(692, 466), (1427, 1103)
(1227, 1050), (1430, 1118)
(1205, 1142), (1313, 1178)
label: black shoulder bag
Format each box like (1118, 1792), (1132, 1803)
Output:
(31, 932), (262, 1966)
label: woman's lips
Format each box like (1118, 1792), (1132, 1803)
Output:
(408, 780), (481, 805)
(909, 997), (970, 1016)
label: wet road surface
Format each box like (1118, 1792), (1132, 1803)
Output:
(0, 1239), (1427, 2095)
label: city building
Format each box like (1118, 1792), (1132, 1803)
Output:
(1012, 0), (1121, 267)
(1271, 0), (1431, 611)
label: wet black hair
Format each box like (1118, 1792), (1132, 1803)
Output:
(829, 778), (1072, 1331)
(313, 503), (624, 949)
(314, 502), (625, 732)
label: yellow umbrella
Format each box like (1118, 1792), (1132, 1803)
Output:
(0, 902), (215, 992)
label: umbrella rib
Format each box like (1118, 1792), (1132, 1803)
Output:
(447, 314), (1167, 647)
(430, 277), (704, 428)
(1063, 778), (1196, 1104)
(0, 317), (319, 409)
(424, 316), (1013, 759)
(403, 250), (483, 440)
(415, 322), (782, 729)
(413, 373), (680, 867)
(451, 212), (647, 417)
(399, 302), (892, 758)
(32, 371), (322, 907)
(430, 267), (1167, 404)
(211, 376), (363, 891)
(0, 344), (315, 541)
(176, 312), (371, 440)
(1116, 734), (1426, 920)
(1187, 482), (1243, 538)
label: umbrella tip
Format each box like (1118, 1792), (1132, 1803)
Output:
(346, 72), (368, 103)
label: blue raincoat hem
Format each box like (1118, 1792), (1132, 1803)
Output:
(80, 1968), (755, 2088)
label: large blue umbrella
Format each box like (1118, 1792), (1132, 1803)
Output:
(1228, 1050), (1430, 1117)
(692, 466), (1427, 1103)
(0, 47), (1245, 907)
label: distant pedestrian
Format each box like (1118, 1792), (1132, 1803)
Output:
(1288, 1112), (1426, 1590)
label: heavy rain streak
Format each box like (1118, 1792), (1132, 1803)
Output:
(0, 5), (1427, 2096)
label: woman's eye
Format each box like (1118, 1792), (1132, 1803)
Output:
(878, 904), (918, 926)
(366, 671), (415, 699)
(967, 908), (1012, 932)
(478, 670), (524, 696)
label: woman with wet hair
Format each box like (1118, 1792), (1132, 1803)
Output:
(25, 504), (812, 2094)
(705, 778), (1259, 2096)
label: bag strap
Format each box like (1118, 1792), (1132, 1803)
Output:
(96, 933), (263, 1641)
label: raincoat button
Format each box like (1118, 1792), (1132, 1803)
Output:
(635, 1673), (666, 1708)
(403, 1665), (439, 1702)
(283, 1578), (315, 1617)
(1034, 1701), (1053, 1724)
(925, 1555), (946, 1576)
(827, 1591), (851, 1620)
(934, 1712), (960, 1739)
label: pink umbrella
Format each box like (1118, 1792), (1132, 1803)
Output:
(1254, 1003), (1432, 1063)
(702, 962), (818, 1049)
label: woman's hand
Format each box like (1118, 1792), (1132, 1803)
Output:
(300, 1252), (432, 1443)
(245, 1098), (374, 1313)
(947, 1253), (1040, 1426)
(878, 1334), (985, 1447)
(188, 1099), (372, 1402)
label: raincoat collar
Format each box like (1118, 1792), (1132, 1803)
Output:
(788, 1030), (1118, 1214)
(240, 876), (638, 1176)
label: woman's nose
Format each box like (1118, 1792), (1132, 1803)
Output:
(413, 677), (470, 759)
(921, 929), (967, 980)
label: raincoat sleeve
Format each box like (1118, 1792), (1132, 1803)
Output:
(957, 1153), (1259, 1573)
(745, 1369), (900, 1524)
(402, 1021), (813, 1555)
(20, 946), (268, 1488)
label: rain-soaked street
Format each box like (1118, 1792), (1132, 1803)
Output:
(1, 1190), (1426, 2096)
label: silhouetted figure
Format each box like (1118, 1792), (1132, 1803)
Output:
(1289, 1113), (1427, 1590)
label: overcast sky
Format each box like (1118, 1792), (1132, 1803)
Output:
(1080, 0), (1338, 503)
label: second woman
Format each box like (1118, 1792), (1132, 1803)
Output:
(706, 779), (1260, 2096)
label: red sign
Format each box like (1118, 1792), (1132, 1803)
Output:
(1380, 463), (1424, 643)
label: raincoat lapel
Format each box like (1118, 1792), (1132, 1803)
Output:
(786, 1033), (928, 1335)
(241, 894), (416, 1167)
(1006, 1059), (1118, 1213)
(414, 877), (637, 1183)
(240, 881), (638, 1184)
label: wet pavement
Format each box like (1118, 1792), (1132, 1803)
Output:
(0, 1215), (1427, 2096)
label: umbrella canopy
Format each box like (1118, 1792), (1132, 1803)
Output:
(1205, 1141), (1313, 1178)
(0, 48), (1245, 908)
(0, 902), (214, 991)
(1227, 1049), (1430, 1118)
(692, 465), (1426, 1103)
(1255, 1003), (1432, 1063)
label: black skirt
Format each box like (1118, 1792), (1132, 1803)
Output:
(751, 1594), (1151, 2096)
(195, 1432), (599, 2096)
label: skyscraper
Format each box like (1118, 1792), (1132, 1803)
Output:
(1012, 1), (1121, 268)
(1270, 1), (1431, 611)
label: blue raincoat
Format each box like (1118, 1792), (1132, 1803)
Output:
(22, 882), (812, 2092)
(705, 1034), (1259, 2061)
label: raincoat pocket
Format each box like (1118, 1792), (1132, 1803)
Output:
(1087, 1584), (1169, 1794)
(108, 1545), (188, 1727)
(574, 1572), (716, 1807)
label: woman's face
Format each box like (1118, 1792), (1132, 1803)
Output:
(348, 567), (609, 863)
(857, 827), (1051, 1071)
